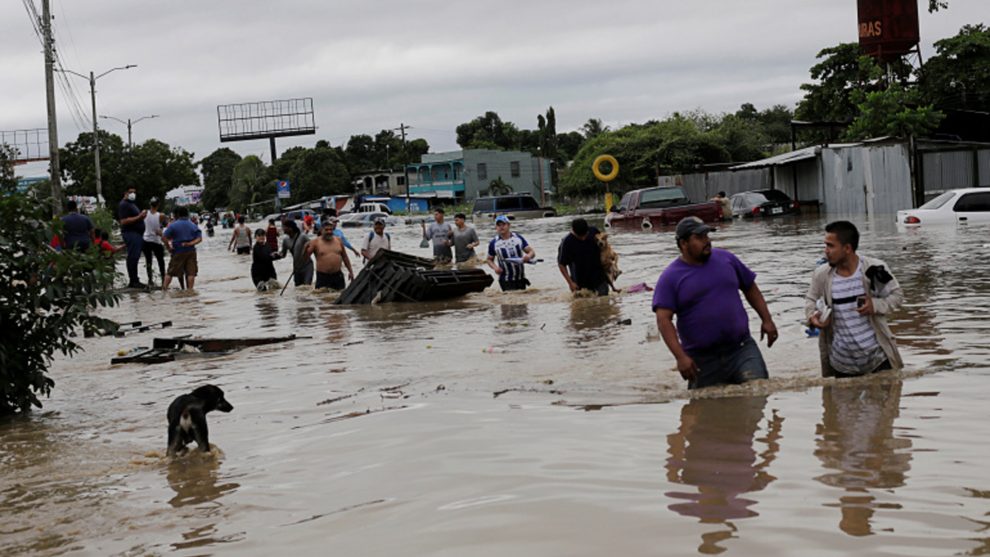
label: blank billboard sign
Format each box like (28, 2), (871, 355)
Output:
(0, 128), (49, 163)
(217, 98), (316, 142)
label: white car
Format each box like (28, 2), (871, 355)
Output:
(897, 188), (990, 226)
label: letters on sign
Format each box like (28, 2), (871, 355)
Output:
(859, 20), (883, 38)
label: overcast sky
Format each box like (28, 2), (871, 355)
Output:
(2, 0), (986, 176)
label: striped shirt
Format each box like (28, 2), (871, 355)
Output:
(488, 232), (529, 282)
(829, 265), (885, 374)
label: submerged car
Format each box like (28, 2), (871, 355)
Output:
(897, 188), (990, 226)
(338, 212), (401, 227)
(730, 189), (799, 218)
(472, 193), (556, 221)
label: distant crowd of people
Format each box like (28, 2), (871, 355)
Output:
(56, 189), (903, 392)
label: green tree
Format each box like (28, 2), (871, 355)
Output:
(581, 118), (609, 139)
(59, 130), (128, 203)
(344, 134), (377, 172)
(711, 114), (769, 162)
(929, 1), (948, 12)
(126, 139), (199, 205)
(228, 155), (269, 212)
(561, 116), (733, 197)
(198, 147), (242, 211)
(456, 111), (519, 150)
(488, 177), (513, 195)
(919, 24), (990, 113)
(60, 132), (198, 207)
(844, 85), (944, 140)
(556, 131), (585, 162)
(1, 146), (119, 414)
(796, 43), (912, 124)
(406, 138), (430, 162)
(288, 144), (351, 201)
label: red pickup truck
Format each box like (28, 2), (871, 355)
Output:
(605, 186), (722, 231)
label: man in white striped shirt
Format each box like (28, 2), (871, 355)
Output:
(806, 221), (904, 377)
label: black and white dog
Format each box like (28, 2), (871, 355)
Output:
(166, 385), (234, 456)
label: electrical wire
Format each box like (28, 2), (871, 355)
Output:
(20, 0), (90, 132)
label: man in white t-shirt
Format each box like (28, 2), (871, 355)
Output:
(142, 197), (166, 285)
(361, 218), (391, 261)
(806, 221), (904, 377)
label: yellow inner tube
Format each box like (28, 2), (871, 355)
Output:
(592, 155), (619, 182)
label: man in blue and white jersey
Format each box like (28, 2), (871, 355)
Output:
(486, 215), (536, 291)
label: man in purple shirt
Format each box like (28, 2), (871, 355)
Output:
(653, 217), (778, 389)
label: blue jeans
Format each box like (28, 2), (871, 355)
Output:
(122, 231), (144, 285)
(687, 336), (769, 390)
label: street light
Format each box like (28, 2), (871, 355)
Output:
(100, 114), (159, 148)
(57, 64), (137, 206)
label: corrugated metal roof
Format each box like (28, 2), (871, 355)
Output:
(730, 146), (820, 170)
(729, 139), (900, 171)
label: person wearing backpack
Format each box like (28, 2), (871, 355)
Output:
(361, 218), (391, 261)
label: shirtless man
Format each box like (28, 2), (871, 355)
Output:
(305, 220), (354, 290)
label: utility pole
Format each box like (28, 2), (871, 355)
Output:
(88, 71), (102, 206)
(41, 0), (62, 215)
(59, 64), (136, 207)
(394, 123), (411, 211)
(100, 114), (159, 149)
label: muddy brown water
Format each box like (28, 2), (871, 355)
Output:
(2, 215), (989, 556)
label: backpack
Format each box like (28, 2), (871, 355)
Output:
(368, 231), (391, 246)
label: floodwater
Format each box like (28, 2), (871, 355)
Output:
(2, 214), (989, 556)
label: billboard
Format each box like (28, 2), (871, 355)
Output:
(857, 0), (920, 61)
(1, 128), (49, 163)
(217, 98), (316, 143)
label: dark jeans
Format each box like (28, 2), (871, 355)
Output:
(830, 359), (893, 378)
(687, 336), (769, 390)
(142, 241), (165, 281)
(582, 281), (609, 296)
(315, 271), (345, 290)
(499, 278), (530, 292)
(122, 231), (144, 285)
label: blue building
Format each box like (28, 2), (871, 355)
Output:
(407, 149), (552, 202)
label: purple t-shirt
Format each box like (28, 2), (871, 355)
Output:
(652, 248), (756, 353)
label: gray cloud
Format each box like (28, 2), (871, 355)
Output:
(2, 0), (985, 168)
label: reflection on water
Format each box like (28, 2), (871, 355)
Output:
(254, 296), (279, 330)
(665, 395), (782, 554)
(566, 297), (622, 347)
(322, 309), (351, 344)
(498, 303), (529, 323)
(4, 217), (990, 555)
(165, 454), (239, 508)
(814, 380), (911, 537)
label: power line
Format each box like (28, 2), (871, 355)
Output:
(21, 0), (89, 132)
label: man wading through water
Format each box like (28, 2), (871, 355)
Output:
(118, 187), (148, 288)
(280, 220), (313, 287)
(653, 217), (778, 389)
(805, 220), (903, 377)
(305, 220), (354, 290)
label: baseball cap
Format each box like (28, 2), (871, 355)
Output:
(494, 215), (511, 224)
(675, 216), (711, 240)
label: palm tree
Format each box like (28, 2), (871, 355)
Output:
(489, 177), (513, 195)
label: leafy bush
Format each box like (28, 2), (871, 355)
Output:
(0, 148), (120, 414)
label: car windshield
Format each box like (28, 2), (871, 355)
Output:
(639, 188), (686, 207)
(759, 190), (791, 202)
(919, 191), (955, 210)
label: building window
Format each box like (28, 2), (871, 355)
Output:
(477, 163), (487, 181)
(510, 161), (520, 177)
